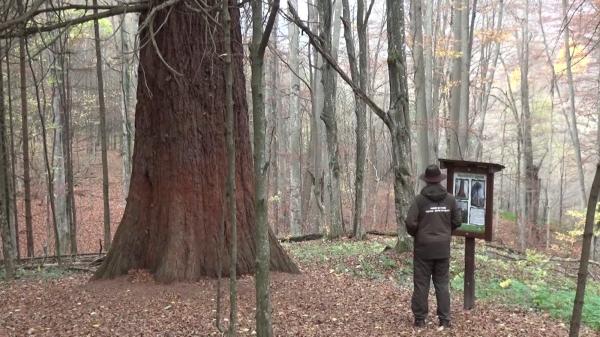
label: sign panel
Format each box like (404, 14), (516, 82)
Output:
(453, 172), (486, 234)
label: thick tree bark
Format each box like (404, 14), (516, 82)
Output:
(288, 0), (302, 237)
(93, 0), (111, 251)
(94, 2), (297, 282)
(318, 0), (343, 239)
(17, 0), (34, 257)
(561, 0), (587, 208)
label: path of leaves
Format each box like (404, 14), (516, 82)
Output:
(1, 262), (594, 337)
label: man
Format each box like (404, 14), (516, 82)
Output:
(406, 164), (461, 329)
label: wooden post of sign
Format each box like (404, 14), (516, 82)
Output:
(464, 237), (476, 309)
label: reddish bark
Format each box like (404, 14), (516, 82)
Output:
(94, 2), (298, 282)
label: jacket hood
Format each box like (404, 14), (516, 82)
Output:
(420, 183), (448, 202)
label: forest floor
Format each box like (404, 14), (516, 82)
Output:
(1, 237), (599, 336)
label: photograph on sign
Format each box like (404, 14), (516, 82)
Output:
(453, 173), (486, 233)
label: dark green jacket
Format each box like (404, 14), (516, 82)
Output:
(406, 184), (462, 259)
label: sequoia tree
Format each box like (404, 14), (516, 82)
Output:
(94, 1), (297, 282)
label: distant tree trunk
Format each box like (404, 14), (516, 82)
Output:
(17, 0), (34, 258)
(519, 0), (538, 238)
(387, 0), (414, 252)
(474, 0), (504, 159)
(341, 0), (367, 239)
(318, 0), (343, 239)
(4, 45), (19, 260)
(569, 164), (600, 337)
(303, 0), (325, 234)
(448, 0), (462, 159)
(457, 0), (471, 158)
(423, 0), (435, 161)
(93, 0), (112, 251)
(94, 1), (298, 282)
(0, 41), (15, 279)
(288, 0), (302, 237)
(594, 47), (600, 262)
(25, 40), (61, 259)
(50, 41), (70, 255)
(561, 0), (587, 208)
(63, 48), (77, 255)
(412, 0), (430, 189)
(120, 14), (136, 199)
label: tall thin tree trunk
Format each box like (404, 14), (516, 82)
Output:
(251, 1), (280, 335)
(341, 0), (367, 239)
(448, 0), (462, 159)
(64, 46), (77, 255)
(5, 44), (19, 259)
(569, 164), (600, 337)
(17, 0), (34, 257)
(120, 14), (135, 198)
(288, 0), (302, 237)
(457, 0), (470, 158)
(49, 31), (70, 255)
(561, 0), (587, 208)
(93, 0), (112, 251)
(0, 40), (15, 279)
(387, 0), (414, 252)
(223, 0), (238, 335)
(25, 40), (61, 259)
(412, 0), (430, 189)
(520, 0), (537, 235)
(318, 0), (343, 239)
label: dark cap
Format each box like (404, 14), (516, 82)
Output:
(419, 164), (447, 183)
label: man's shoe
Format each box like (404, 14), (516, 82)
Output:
(439, 320), (451, 328)
(414, 319), (426, 328)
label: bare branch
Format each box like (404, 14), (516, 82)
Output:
(284, 2), (387, 122)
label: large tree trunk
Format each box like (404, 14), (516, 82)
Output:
(447, 0), (462, 159)
(288, 0), (302, 237)
(94, 2), (297, 282)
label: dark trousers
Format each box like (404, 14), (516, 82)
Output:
(411, 256), (451, 321)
